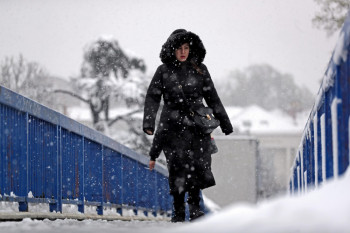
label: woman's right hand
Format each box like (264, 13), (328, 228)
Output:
(149, 160), (156, 171)
(145, 130), (153, 135)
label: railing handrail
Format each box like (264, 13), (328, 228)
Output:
(0, 85), (172, 217)
(0, 85), (167, 176)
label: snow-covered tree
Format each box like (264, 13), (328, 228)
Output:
(313, 0), (350, 36)
(0, 54), (55, 107)
(55, 36), (151, 154)
(77, 36), (146, 125)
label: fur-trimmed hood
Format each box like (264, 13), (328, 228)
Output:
(160, 29), (206, 65)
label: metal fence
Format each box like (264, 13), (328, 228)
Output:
(0, 85), (172, 216)
(289, 13), (350, 194)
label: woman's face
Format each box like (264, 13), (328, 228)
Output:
(175, 43), (190, 62)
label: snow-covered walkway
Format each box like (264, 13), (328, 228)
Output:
(0, 218), (177, 233)
(1, 169), (350, 233)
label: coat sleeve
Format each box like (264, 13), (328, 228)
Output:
(149, 130), (163, 161)
(201, 64), (233, 135)
(143, 66), (163, 134)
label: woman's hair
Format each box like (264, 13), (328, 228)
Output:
(190, 59), (204, 75)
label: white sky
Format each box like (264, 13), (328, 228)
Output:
(0, 0), (340, 93)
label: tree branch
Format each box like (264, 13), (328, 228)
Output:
(107, 108), (143, 127)
(53, 89), (90, 104)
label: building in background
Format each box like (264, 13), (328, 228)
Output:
(203, 136), (259, 207)
(208, 106), (305, 206)
(255, 132), (300, 199)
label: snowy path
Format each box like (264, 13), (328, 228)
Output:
(0, 219), (179, 233)
(1, 169), (350, 233)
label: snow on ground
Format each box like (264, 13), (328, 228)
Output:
(1, 168), (349, 233)
(0, 218), (175, 233)
(172, 168), (350, 233)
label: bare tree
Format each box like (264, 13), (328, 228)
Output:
(0, 54), (54, 106)
(313, 0), (350, 36)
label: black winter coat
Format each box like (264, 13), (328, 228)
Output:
(143, 29), (233, 194)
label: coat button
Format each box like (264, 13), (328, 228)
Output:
(178, 85), (182, 89)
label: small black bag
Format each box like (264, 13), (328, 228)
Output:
(190, 107), (220, 134)
(210, 136), (219, 154)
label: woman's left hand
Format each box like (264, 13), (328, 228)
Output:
(145, 130), (153, 135)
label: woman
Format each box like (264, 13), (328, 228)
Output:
(143, 29), (233, 222)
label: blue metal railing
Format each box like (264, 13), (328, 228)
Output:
(289, 13), (350, 194)
(0, 85), (172, 216)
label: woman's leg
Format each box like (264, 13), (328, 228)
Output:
(171, 191), (186, 222)
(187, 187), (205, 221)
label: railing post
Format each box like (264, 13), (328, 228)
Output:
(348, 115), (350, 165)
(310, 121), (315, 186)
(57, 126), (62, 213)
(96, 145), (104, 216)
(313, 113), (318, 188)
(297, 164), (300, 195)
(320, 113), (326, 183)
(18, 112), (29, 212)
(331, 97), (341, 179)
(135, 160), (139, 216)
(49, 125), (62, 213)
(152, 172), (158, 217)
(78, 135), (84, 214)
(117, 153), (124, 216)
(325, 91), (334, 179)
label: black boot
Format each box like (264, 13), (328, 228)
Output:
(171, 203), (185, 222)
(188, 188), (205, 221)
(188, 204), (205, 221)
(171, 192), (186, 223)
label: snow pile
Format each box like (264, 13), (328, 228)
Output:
(0, 202), (18, 213)
(173, 168), (350, 233)
(202, 195), (221, 213)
